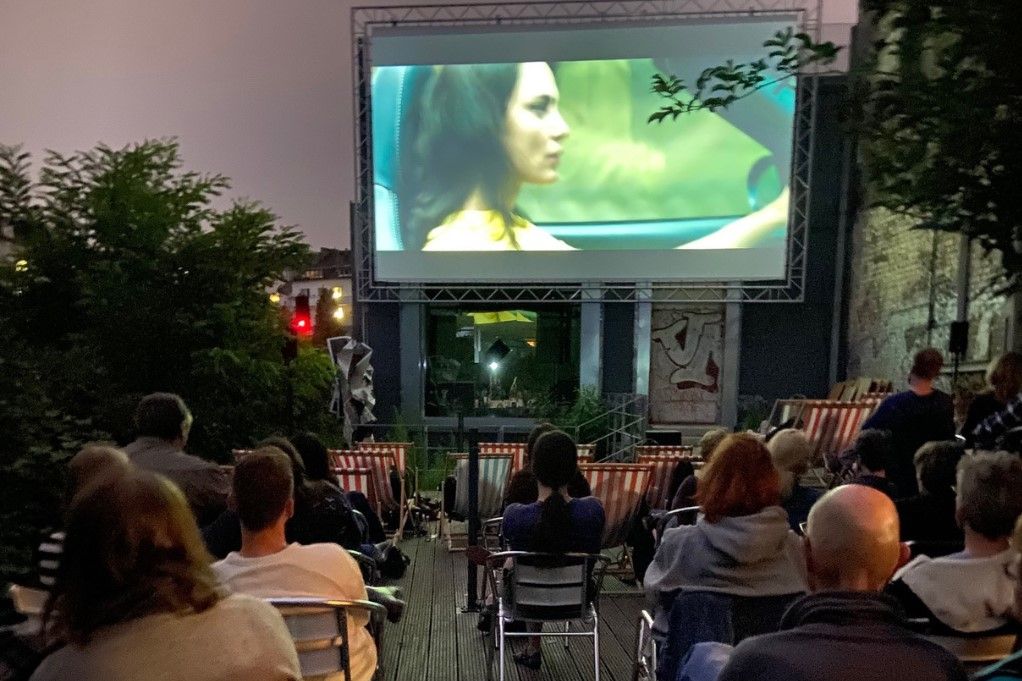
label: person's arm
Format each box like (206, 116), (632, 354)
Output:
(973, 392), (1022, 449)
(861, 395), (898, 431)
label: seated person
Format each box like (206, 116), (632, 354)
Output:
(122, 392), (229, 526)
(768, 429), (823, 532)
(962, 352), (1022, 446)
(503, 422), (591, 507)
(844, 429), (900, 499)
(212, 449), (377, 681)
(644, 434), (807, 645)
(670, 427), (729, 510)
(718, 485), (966, 681)
(500, 430), (605, 670)
(30, 470), (300, 681)
(972, 514), (1022, 680)
(895, 441), (964, 546)
(887, 451), (1022, 634)
(860, 348), (955, 496)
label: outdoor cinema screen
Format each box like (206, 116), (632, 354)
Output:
(369, 16), (799, 283)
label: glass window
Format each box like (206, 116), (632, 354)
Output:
(425, 305), (580, 417)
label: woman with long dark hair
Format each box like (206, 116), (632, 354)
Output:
(500, 430), (605, 669)
(32, 471), (300, 681)
(399, 62), (573, 252)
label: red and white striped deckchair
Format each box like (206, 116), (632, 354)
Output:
(636, 455), (686, 511)
(480, 442), (527, 474)
(328, 449), (400, 537)
(441, 453), (513, 551)
(577, 443), (595, 460)
(331, 467), (378, 518)
(767, 398), (807, 429)
(800, 400), (881, 465)
(633, 445), (695, 460)
(355, 442), (413, 539)
(579, 463), (654, 550)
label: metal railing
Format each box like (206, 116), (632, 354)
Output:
(571, 393), (648, 461)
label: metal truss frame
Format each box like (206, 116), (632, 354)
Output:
(352, 0), (820, 304)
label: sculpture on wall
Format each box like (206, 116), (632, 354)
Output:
(328, 336), (377, 444)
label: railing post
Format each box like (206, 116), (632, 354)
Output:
(465, 429), (481, 612)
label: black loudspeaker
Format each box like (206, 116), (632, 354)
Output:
(949, 320), (969, 356)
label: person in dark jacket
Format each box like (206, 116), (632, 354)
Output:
(844, 429), (900, 499)
(895, 440), (964, 547)
(718, 485), (966, 681)
(860, 348), (955, 496)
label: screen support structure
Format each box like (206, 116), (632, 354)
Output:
(352, 0), (820, 304)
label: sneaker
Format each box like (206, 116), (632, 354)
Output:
(477, 611), (493, 633)
(513, 650), (542, 670)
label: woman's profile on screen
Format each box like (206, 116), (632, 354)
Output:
(399, 62), (574, 252)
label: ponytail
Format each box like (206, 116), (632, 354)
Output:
(533, 491), (572, 552)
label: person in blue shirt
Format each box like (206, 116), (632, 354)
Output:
(860, 348), (955, 497)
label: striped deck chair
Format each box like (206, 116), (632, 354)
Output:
(441, 453), (513, 551)
(332, 467), (378, 518)
(578, 463), (654, 551)
(577, 443), (595, 460)
(633, 445), (694, 460)
(767, 398), (807, 429)
(636, 455), (686, 511)
(480, 442), (527, 474)
(328, 450), (401, 537)
(800, 400), (880, 482)
(356, 441), (412, 539)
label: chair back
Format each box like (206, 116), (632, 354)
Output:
(767, 398), (806, 429)
(636, 454), (687, 511)
(579, 463), (654, 548)
(356, 441), (410, 475)
(333, 467), (379, 516)
(634, 445), (694, 460)
(480, 442), (527, 474)
(634, 609), (657, 681)
(490, 552), (606, 623)
(450, 453), (512, 521)
(799, 400), (878, 464)
(269, 597), (385, 681)
(330, 449), (400, 514)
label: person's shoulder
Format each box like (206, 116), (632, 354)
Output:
(717, 631), (787, 680)
(29, 644), (84, 681)
(572, 496), (605, 515)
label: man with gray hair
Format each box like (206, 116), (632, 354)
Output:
(718, 485), (965, 681)
(124, 392), (229, 526)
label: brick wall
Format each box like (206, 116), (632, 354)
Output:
(846, 207), (1011, 391)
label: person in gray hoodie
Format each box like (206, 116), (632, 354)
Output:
(643, 433), (807, 640)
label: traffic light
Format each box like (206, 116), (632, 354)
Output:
(290, 294), (313, 337)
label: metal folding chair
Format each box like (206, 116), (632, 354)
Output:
(633, 609), (657, 681)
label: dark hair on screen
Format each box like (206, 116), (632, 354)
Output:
(530, 430), (578, 552)
(134, 392), (191, 440)
(399, 63), (521, 250)
(291, 431), (332, 482)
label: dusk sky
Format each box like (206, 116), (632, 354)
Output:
(1, 0), (855, 251)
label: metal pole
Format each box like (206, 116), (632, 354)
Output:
(465, 428), (481, 612)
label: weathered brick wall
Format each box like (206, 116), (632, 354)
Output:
(846, 207), (1011, 393)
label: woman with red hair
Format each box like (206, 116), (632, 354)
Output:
(643, 433), (807, 645)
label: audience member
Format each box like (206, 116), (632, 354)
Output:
(887, 451), (1022, 633)
(500, 430), (606, 670)
(291, 431), (387, 543)
(844, 429), (900, 499)
(973, 356), (1022, 451)
(768, 429), (822, 532)
(972, 515), (1022, 680)
(644, 434), (806, 643)
(670, 428), (729, 510)
(718, 485), (966, 681)
(31, 445), (132, 590)
(30, 470), (300, 681)
(212, 448), (377, 681)
(860, 348), (955, 496)
(503, 422), (591, 507)
(962, 352), (1022, 446)
(895, 441), (965, 547)
(123, 392), (229, 526)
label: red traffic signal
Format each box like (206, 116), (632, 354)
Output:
(290, 294), (313, 337)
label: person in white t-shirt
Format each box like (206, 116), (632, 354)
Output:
(213, 447), (377, 681)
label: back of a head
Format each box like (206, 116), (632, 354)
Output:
(67, 445), (131, 500)
(697, 433), (780, 522)
(55, 470), (219, 644)
(768, 429), (813, 475)
(290, 432), (331, 481)
(956, 451), (1022, 540)
(698, 428), (730, 465)
(526, 421), (557, 461)
(257, 436), (307, 483)
(987, 351), (1022, 402)
(531, 430), (578, 553)
(233, 447), (294, 532)
(910, 347), (944, 381)
(912, 440), (964, 497)
(134, 392), (191, 441)
(850, 429), (895, 473)
(806, 484), (901, 592)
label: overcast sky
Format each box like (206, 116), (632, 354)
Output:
(0, 0), (856, 250)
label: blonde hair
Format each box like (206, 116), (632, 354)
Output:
(768, 429), (813, 498)
(698, 428), (730, 465)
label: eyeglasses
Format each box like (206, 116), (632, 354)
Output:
(798, 521), (808, 535)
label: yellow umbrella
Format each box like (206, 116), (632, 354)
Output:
(467, 311), (536, 325)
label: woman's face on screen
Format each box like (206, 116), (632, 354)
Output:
(503, 62), (569, 185)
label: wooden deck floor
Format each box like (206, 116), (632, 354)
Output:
(380, 535), (645, 681)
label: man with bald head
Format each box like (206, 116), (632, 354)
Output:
(718, 485), (966, 681)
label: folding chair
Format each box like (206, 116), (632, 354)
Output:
(480, 442), (527, 475)
(579, 463), (654, 577)
(799, 400), (880, 484)
(333, 467), (379, 526)
(268, 597), (386, 681)
(633, 445), (694, 461)
(633, 609), (657, 681)
(355, 442), (413, 539)
(330, 450), (403, 541)
(440, 453), (512, 551)
(636, 454), (687, 511)
(484, 551), (610, 681)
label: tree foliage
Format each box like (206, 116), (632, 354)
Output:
(650, 6), (1022, 290)
(0, 140), (344, 571)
